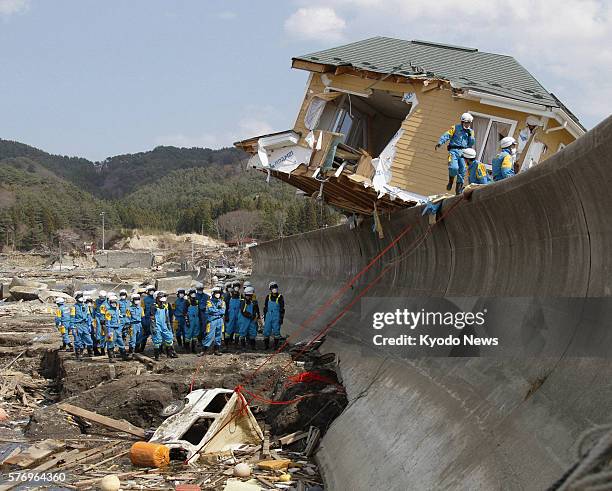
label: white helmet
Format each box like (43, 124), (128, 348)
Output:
(243, 281), (252, 288)
(212, 275), (219, 283)
(244, 286), (255, 295)
(212, 286), (222, 293)
(55, 297), (65, 304)
(108, 294), (118, 302)
(119, 289), (127, 295)
(462, 148), (477, 159)
(460, 112), (473, 123)
(500, 136), (517, 148)
(526, 115), (540, 126)
(99, 290), (107, 298)
(131, 293), (140, 300)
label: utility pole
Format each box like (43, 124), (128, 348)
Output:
(59, 239), (62, 272)
(100, 212), (106, 251)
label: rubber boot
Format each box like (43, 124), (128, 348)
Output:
(108, 348), (115, 364)
(93, 346), (101, 356)
(198, 346), (209, 357)
(100, 346), (106, 356)
(191, 340), (196, 354)
(154, 347), (160, 361)
(120, 349), (129, 361)
(249, 338), (256, 350)
(60, 341), (67, 350)
(264, 337), (270, 350)
(176, 335), (183, 347)
(66, 342), (73, 352)
(85, 347), (93, 358)
(128, 346), (134, 354)
(213, 344), (221, 356)
(135, 342), (142, 353)
(273, 338), (280, 349)
(167, 346), (179, 358)
(234, 336), (239, 347)
(240, 337), (246, 350)
(455, 181), (464, 195)
(446, 176), (454, 191)
(75, 348), (82, 361)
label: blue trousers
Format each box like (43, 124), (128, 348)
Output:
(238, 318), (257, 339)
(74, 322), (93, 349)
(448, 149), (466, 184)
(138, 317), (151, 345)
(204, 318), (223, 347)
(106, 326), (125, 351)
(57, 325), (70, 345)
(185, 318), (200, 342)
(152, 323), (174, 348)
(175, 316), (186, 340)
(127, 322), (141, 349)
(263, 316), (281, 339)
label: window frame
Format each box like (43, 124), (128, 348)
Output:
(470, 111), (518, 162)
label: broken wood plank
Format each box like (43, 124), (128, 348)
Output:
(278, 431), (308, 446)
(262, 425), (271, 458)
(31, 448), (81, 471)
(58, 441), (123, 470)
(133, 353), (156, 367)
(2, 439), (64, 468)
(57, 403), (146, 438)
(304, 427), (321, 457)
(254, 474), (275, 489)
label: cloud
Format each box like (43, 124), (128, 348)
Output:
(216, 11), (236, 20)
(284, 7), (347, 42)
(285, 0), (612, 127)
(155, 106), (278, 149)
(0, 0), (29, 16)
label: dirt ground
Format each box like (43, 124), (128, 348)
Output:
(0, 256), (345, 490)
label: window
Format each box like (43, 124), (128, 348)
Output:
(330, 97), (368, 149)
(472, 113), (517, 165)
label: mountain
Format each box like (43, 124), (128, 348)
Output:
(0, 140), (340, 250)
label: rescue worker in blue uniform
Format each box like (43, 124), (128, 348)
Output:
(223, 282), (232, 306)
(71, 294), (93, 360)
(125, 293), (143, 355)
(93, 290), (108, 356)
(54, 297), (73, 351)
(185, 290), (200, 353)
(463, 148), (492, 185)
(104, 294), (129, 363)
(238, 286), (259, 350)
(263, 282), (285, 350)
(137, 285), (156, 353)
(151, 292), (178, 361)
(118, 289), (129, 344)
(171, 288), (188, 347)
(200, 286), (225, 356)
(436, 112), (475, 195)
(224, 281), (242, 348)
(195, 283), (209, 347)
(492, 136), (517, 181)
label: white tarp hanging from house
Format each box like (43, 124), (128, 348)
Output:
(248, 144), (312, 175)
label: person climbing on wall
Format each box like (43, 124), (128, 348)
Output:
(263, 281), (285, 350)
(238, 286), (260, 351)
(435, 112), (476, 195)
(136, 285), (155, 353)
(105, 294), (129, 363)
(124, 293), (143, 356)
(492, 136), (517, 181)
(224, 281), (242, 349)
(185, 289), (201, 353)
(54, 297), (73, 351)
(71, 293), (93, 361)
(463, 148), (492, 185)
(151, 292), (178, 361)
(200, 285), (226, 356)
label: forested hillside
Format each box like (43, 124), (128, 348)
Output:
(0, 139), (339, 250)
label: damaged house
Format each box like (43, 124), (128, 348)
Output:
(235, 36), (584, 215)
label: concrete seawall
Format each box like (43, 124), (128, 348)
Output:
(250, 115), (612, 489)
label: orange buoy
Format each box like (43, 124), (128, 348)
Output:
(129, 441), (170, 468)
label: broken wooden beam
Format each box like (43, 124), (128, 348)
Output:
(278, 431), (308, 446)
(304, 427), (321, 457)
(57, 403), (146, 438)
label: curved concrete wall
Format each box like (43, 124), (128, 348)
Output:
(250, 115), (612, 490)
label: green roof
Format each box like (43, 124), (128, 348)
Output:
(294, 36), (560, 108)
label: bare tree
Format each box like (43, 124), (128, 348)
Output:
(216, 210), (262, 245)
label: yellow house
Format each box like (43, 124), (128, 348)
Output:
(235, 37), (584, 215)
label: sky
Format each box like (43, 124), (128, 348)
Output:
(1, 0), (611, 161)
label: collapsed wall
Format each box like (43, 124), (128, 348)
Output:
(249, 115), (612, 490)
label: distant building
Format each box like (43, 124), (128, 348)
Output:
(236, 37), (583, 215)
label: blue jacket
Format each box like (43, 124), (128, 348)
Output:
(55, 304), (72, 331)
(468, 159), (492, 185)
(143, 294), (155, 317)
(492, 148), (515, 181)
(126, 303), (143, 324)
(173, 297), (188, 318)
(105, 305), (122, 329)
(71, 303), (90, 325)
(438, 124), (475, 150)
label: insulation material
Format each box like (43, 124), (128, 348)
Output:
(249, 145), (312, 175)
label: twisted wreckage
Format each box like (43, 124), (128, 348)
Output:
(237, 36), (612, 490)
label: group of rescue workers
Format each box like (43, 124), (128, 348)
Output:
(53, 280), (285, 363)
(436, 112), (527, 195)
